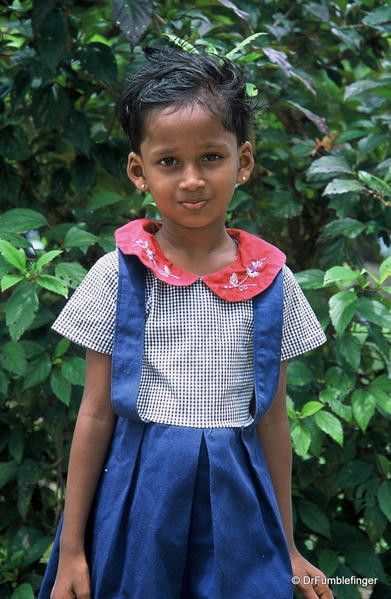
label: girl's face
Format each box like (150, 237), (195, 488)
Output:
(126, 103), (254, 232)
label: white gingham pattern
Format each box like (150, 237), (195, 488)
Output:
(52, 251), (326, 428)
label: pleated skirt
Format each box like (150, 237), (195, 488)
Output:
(39, 419), (293, 599)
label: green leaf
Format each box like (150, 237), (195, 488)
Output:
(368, 323), (390, 358)
(71, 155), (96, 197)
(321, 218), (365, 240)
(55, 262), (88, 288)
(371, 374), (391, 393)
(335, 460), (372, 487)
(36, 274), (68, 297)
(17, 459), (40, 519)
(23, 353), (52, 390)
(9, 427), (25, 463)
(270, 190), (302, 219)
(75, 42), (118, 86)
(1, 273), (25, 291)
(291, 424), (311, 458)
(323, 266), (359, 287)
(294, 269), (324, 289)
(0, 341), (27, 375)
(65, 111), (92, 155)
(112, 0), (153, 48)
(36, 8), (67, 71)
(344, 78), (391, 100)
(369, 387), (391, 414)
(54, 337), (70, 357)
(377, 481), (391, 522)
(318, 549), (339, 576)
(225, 32), (266, 60)
(10, 583), (35, 599)
(87, 190), (125, 211)
(19, 536), (52, 569)
(359, 133), (389, 158)
(321, 391), (352, 422)
(358, 171), (391, 195)
(246, 82), (258, 97)
(21, 340), (45, 359)
(351, 389), (376, 432)
(31, 84), (69, 130)
(332, 523), (386, 581)
(379, 256), (391, 284)
(362, 6), (391, 26)
(323, 179), (364, 195)
(315, 410), (343, 445)
(307, 156), (352, 180)
(0, 160), (22, 203)
(356, 298), (391, 329)
(64, 226), (98, 249)
(0, 461), (18, 489)
(0, 208), (47, 234)
(329, 290), (358, 336)
(335, 333), (361, 370)
(300, 401), (324, 418)
(299, 500), (331, 538)
(36, 250), (63, 271)
(287, 361), (314, 386)
(162, 34), (199, 54)
(0, 240), (26, 272)
(61, 357), (85, 386)
(0, 367), (9, 396)
(377, 455), (391, 476)
(50, 369), (71, 406)
(364, 505), (387, 541)
(0, 125), (31, 161)
(50, 167), (71, 198)
(4, 282), (39, 341)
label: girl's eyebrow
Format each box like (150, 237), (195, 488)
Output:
(151, 142), (229, 156)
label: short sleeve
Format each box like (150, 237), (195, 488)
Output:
(51, 251), (118, 355)
(281, 265), (326, 361)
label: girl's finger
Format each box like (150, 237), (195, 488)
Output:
(296, 582), (320, 599)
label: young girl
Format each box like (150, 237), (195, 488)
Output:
(39, 47), (332, 599)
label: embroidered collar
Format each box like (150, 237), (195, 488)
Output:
(115, 219), (286, 302)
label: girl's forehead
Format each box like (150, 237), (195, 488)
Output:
(141, 102), (232, 146)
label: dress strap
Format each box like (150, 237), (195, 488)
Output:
(252, 268), (284, 424)
(111, 251), (146, 421)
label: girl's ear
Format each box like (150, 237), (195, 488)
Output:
(127, 152), (149, 192)
(236, 141), (254, 185)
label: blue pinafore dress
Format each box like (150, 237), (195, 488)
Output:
(39, 242), (294, 598)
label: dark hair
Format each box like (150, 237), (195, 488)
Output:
(119, 46), (257, 153)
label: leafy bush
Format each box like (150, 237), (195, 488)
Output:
(0, 0), (390, 597)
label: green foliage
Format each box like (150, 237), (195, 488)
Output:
(0, 0), (390, 596)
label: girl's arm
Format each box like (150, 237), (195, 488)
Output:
(50, 348), (116, 599)
(256, 361), (333, 599)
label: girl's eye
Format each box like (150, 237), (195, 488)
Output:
(202, 153), (221, 162)
(159, 157), (177, 167)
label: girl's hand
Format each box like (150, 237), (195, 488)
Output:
(50, 552), (90, 599)
(291, 550), (334, 598)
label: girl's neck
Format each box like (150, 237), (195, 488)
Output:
(154, 220), (237, 277)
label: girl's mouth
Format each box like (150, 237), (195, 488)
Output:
(179, 200), (209, 211)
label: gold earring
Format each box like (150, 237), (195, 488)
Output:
(242, 176), (246, 182)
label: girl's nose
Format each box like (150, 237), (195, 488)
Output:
(178, 165), (205, 191)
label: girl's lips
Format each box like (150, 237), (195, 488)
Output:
(179, 199), (209, 211)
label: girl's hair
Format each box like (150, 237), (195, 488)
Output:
(119, 46), (257, 153)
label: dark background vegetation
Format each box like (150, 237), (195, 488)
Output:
(0, 1), (390, 597)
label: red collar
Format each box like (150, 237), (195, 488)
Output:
(115, 219), (285, 302)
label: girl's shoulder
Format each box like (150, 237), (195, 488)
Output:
(92, 249), (119, 272)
